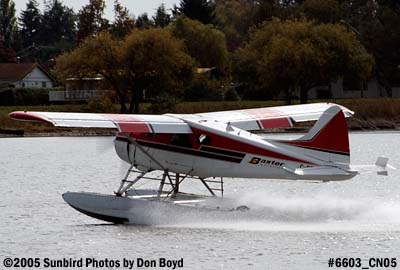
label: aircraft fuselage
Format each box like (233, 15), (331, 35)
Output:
(114, 132), (353, 181)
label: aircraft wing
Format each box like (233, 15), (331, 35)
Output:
(8, 111), (191, 133)
(9, 102), (353, 133)
(179, 102), (353, 131)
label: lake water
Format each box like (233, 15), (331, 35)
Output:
(1, 132), (400, 270)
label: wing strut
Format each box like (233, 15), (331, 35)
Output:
(126, 136), (166, 170)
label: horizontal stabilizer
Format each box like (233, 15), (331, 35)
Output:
(375, 156), (389, 168)
(351, 157), (395, 176)
(284, 165), (356, 181)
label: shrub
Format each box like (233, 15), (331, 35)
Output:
(87, 97), (114, 112)
(224, 87), (240, 101)
(0, 89), (14, 105)
(184, 78), (224, 101)
(0, 88), (51, 106)
(148, 94), (177, 114)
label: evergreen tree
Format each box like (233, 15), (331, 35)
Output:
(135, 13), (154, 29)
(41, 0), (76, 46)
(0, 41), (16, 62)
(77, 0), (109, 42)
(176, 0), (215, 24)
(19, 0), (42, 47)
(0, 0), (17, 48)
(110, 0), (134, 38)
(153, 3), (171, 27)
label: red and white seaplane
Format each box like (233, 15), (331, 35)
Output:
(9, 103), (392, 224)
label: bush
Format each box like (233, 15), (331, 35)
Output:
(148, 94), (177, 114)
(0, 88), (51, 106)
(87, 97), (114, 112)
(0, 89), (14, 105)
(184, 78), (225, 101)
(224, 87), (240, 101)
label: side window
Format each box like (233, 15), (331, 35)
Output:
(198, 134), (211, 145)
(170, 134), (192, 148)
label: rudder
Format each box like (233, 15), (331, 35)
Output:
(278, 106), (350, 164)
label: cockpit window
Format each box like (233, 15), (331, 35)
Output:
(198, 134), (211, 145)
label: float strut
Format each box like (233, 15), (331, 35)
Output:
(157, 170), (168, 197)
(174, 173), (180, 194)
(115, 168), (147, 197)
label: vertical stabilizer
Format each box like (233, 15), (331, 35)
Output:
(278, 106), (350, 164)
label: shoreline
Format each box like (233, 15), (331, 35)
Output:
(2, 99), (400, 137)
(0, 128), (117, 138)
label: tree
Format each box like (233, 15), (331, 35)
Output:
(175, 0), (215, 24)
(214, 0), (258, 50)
(233, 18), (374, 103)
(121, 28), (195, 113)
(110, 0), (134, 38)
(171, 16), (229, 72)
(340, 0), (400, 95)
(0, 41), (15, 62)
(19, 0), (42, 47)
(254, 0), (281, 24)
(302, 0), (340, 23)
(0, 0), (17, 48)
(153, 3), (171, 27)
(77, 0), (109, 42)
(41, 0), (76, 46)
(56, 29), (195, 113)
(56, 32), (128, 112)
(135, 13), (154, 29)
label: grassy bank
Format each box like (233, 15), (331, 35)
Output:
(1, 99), (400, 135)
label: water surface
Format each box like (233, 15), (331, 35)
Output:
(1, 132), (400, 269)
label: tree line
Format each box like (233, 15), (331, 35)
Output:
(0, 0), (399, 112)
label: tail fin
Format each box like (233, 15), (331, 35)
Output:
(279, 106), (350, 164)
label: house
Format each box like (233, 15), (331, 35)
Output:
(307, 77), (392, 99)
(0, 63), (56, 89)
(277, 77), (400, 100)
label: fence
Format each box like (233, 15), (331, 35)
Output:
(49, 90), (104, 102)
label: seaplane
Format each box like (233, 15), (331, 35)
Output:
(9, 103), (392, 224)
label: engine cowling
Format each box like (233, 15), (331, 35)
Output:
(114, 137), (131, 164)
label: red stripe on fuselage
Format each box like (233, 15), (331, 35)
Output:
(124, 128), (313, 164)
(190, 127), (312, 164)
(194, 127), (313, 164)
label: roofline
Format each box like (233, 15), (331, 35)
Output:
(34, 63), (57, 83)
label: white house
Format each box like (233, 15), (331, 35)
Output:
(0, 63), (56, 89)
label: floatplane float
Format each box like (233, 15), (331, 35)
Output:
(10, 103), (393, 224)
